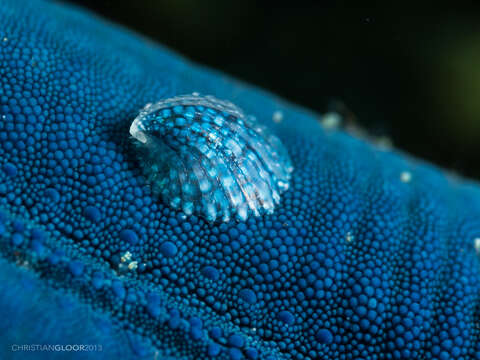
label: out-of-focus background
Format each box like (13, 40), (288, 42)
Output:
(67, 0), (480, 180)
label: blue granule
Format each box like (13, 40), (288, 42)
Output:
(0, 0), (479, 359)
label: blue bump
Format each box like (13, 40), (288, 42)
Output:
(207, 343), (221, 357)
(278, 310), (295, 325)
(31, 240), (45, 255)
(245, 348), (258, 360)
(68, 260), (84, 277)
(168, 309), (181, 329)
(112, 280), (126, 299)
(11, 233), (23, 246)
(202, 265), (219, 281)
(47, 251), (62, 265)
(160, 241), (177, 257)
(189, 317), (202, 329)
(239, 288), (257, 304)
(228, 334), (245, 348)
(128, 332), (152, 357)
(146, 292), (161, 317)
(120, 229), (138, 245)
(12, 221), (24, 233)
(190, 326), (203, 341)
(137, 262), (146, 272)
(210, 326), (222, 340)
(31, 228), (45, 241)
(84, 206), (101, 222)
(44, 188), (60, 202)
(316, 329), (333, 344)
(86, 176), (97, 186)
(3, 163), (17, 177)
(92, 271), (104, 289)
(147, 306), (160, 318)
(228, 348), (242, 360)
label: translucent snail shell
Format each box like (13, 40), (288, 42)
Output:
(130, 94), (293, 222)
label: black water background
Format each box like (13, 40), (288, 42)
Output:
(67, 0), (480, 180)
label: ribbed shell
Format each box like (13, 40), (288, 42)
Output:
(130, 94), (293, 222)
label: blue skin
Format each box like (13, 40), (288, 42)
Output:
(0, 0), (479, 359)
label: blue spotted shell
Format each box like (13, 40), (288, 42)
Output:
(130, 94), (293, 222)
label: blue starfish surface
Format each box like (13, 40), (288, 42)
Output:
(0, 0), (479, 359)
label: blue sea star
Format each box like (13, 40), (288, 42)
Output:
(0, 0), (479, 359)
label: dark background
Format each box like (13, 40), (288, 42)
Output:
(67, 0), (480, 180)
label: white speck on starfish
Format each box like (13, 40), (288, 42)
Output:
(121, 251), (132, 263)
(400, 171), (412, 183)
(474, 238), (480, 254)
(272, 110), (283, 123)
(346, 232), (354, 243)
(321, 112), (342, 129)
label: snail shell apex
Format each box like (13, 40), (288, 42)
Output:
(130, 94), (293, 222)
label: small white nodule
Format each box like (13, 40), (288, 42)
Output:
(400, 171), (412, 183)
(272, 110), (283, 123)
